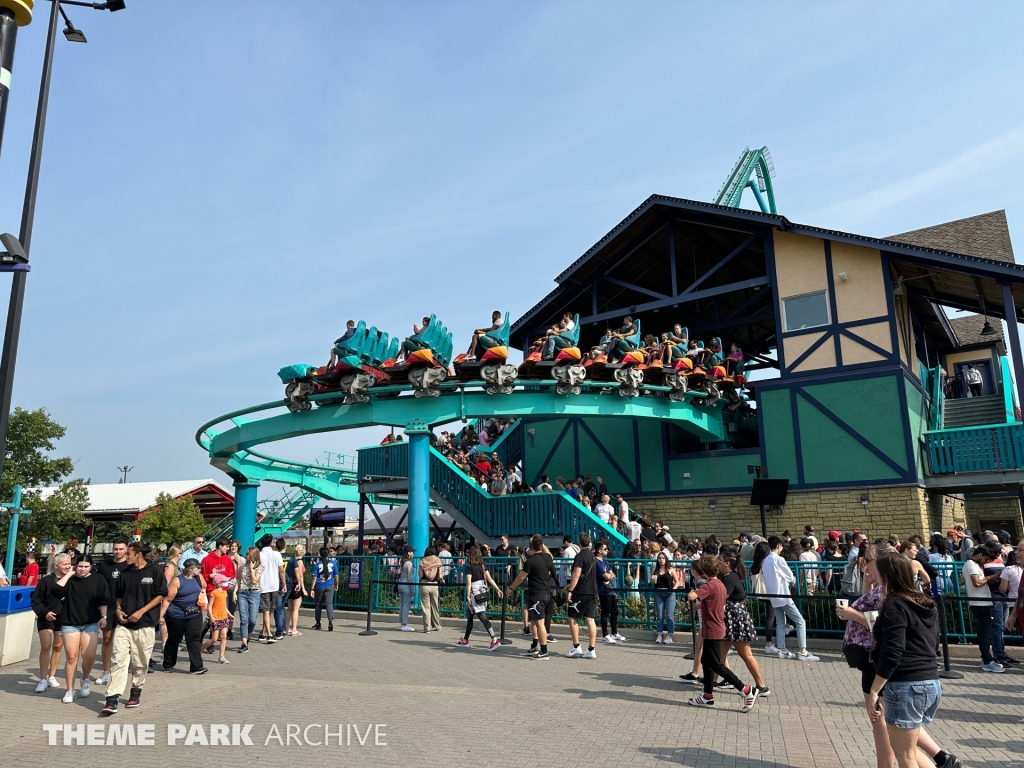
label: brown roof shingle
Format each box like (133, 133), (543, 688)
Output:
(889, 210), (1015, 264)
(947, 313), (1004, 347)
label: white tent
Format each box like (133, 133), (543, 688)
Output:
(347, 504), (459, 535)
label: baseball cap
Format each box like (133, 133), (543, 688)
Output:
(182, 558), (200, 570)
(828, 530), (841, 540)
(212, 573), (230, 585)
(805, 525), (815, 532)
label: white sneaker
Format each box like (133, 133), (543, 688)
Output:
(47, 676), (60, 688)
(602, 635), (617, 645)
(785, 624), (794, 635)
(80, 680), (91, 697)
(762, 644), (778, 655)
(97, 671), (110, 685)
(797, 651), (820, 662)
(664, 635), (673, 644)
(778, 649), (796, 660)
(62, 690), (76, 704)
(727, 648), (738, 656)
(400, 625), (415, 632)
(614, 634), (626, 642)
(34, 679), (48, 693)
(581, 649), (597, 660)
(565, 646), (583, 658)
(654, 634), (663, 644)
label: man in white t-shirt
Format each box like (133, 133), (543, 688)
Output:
(962, 543), (1002, 671)
(438, 543), (453, 580)
(537, 475), (553, 492)
(798, 538), (820, 594)
(560, 536), (580, 587)
(615, 494), (629, 532)
(803, 525), (819, 550)
(258, 534), (285, 644)
(594, 495), (614, 526)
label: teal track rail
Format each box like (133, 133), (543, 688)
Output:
(926, 422), (1024, 474)
(1002, 356), (1018, 424)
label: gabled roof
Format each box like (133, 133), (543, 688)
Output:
(889, 211), (1015, 265)
(947, 313), (1004, 347)
(30, 479), (234, 514)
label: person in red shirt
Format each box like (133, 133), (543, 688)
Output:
(686, 554), (758, 712)
(199, 538), (237, 594)
(18, 552), (39, 586)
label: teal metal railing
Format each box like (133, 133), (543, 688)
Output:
(475, 419), (523, 468)
(286, 555), (1008, 644)
(925, 422), (1024, 474)
(928, 365), (945, 431)
(358, 442), (409, 482)
(1001, 355), (1018, 424)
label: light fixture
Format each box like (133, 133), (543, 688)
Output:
(59, 5), (88, 43)
(981, 319), (998, 337)
(708, 498), (717, 511)
(860, 494), (869, 507)
(0, 233), (28, 272)
(101, 1), (128, 11)
(891, 276), (905, 296)
(838, 272), (849, 282)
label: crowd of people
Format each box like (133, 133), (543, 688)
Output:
(26, 532), (326, 717)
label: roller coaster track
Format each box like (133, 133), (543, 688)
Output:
(714, 146), (777, 214)
(197, 379), (727, 551)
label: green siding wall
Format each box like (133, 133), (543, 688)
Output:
(759, 372), (913, 487)
(523, 416), (754, 496)
(904, 378), (929, 479)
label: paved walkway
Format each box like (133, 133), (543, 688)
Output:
(0, 612), (1020, 767)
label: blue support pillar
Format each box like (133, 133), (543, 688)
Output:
(405, 419), (431, 557)
(232, 480), (260, 552)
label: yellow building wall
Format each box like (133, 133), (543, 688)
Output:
(831, 242), (889, 323)
(774, 231), (827, 298)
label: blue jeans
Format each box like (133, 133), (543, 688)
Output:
(882, 679), (941, 729)
(398, 584), (414, 626)
(991, 600), (1009, 659)
(653, 592), (676, 635)
(274, 592), (287, 636)
(774, 602), (807, 651)
(238, 590), (260, 641)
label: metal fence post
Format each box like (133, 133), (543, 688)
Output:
(499, 571), (512, 645)
(935, 588), (962, 679)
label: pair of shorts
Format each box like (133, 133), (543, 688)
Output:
(210, 617), (232, 632)
(259, 592), (276, 612)
(883, 679), (942, 729)
(567, 594), (597, 619)
(36, 617), (61, 633)
(61, 623), (99, 636)
(526, 594), (550, 621)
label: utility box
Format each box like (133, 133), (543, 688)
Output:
(0, 586), (35, 666)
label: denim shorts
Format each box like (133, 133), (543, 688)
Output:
(60, 622), (99, 636)
(883, 679), (941, 729)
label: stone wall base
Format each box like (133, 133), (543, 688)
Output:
(635, 486), (968, 541)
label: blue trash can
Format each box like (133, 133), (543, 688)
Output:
(0, 585), (35, 614)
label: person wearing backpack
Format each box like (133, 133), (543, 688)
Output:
(841, 533), (867, 602)
(418, 547), (444, 633)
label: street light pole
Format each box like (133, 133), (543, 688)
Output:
(0, 0), (56, 490)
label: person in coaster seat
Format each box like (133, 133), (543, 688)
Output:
(327, 319), (357, 367)
(396, 316), (431, 362)
(642, 334), (660, 364)
(466, 311), (503, 360)
(607, 316), (637, 364)
(542, 312), (576, 360)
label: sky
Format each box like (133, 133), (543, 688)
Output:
(0, 1), (1021, 495)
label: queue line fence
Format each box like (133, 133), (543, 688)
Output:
(287, 555), (1019, 644)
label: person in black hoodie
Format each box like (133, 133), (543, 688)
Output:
(30, 552), (74, 693)
(868, 553), (961, 768)
(101, 542), (167, 717)
(58, 556), (110, 703)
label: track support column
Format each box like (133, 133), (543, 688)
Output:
(999, 282), (1024, 416)
(405, 419), (431, 556)
(232, 480), (261, 552)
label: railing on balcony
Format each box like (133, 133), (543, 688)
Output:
(926, 422), (1024, 474)
(358, 442), (410, 482)
(475, 419), (523, 467)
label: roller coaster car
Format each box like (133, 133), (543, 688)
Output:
(278, 321), (397, 411)
(381, 314), (453, 398)
(452, 314), (517, 394)
(708, 344), (749, 411)
(584, 320), (645, 397)
(518, 314), (586, 394)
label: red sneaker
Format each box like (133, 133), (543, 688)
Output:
(487, 638), (501, 652)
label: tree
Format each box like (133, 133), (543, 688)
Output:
(0, 408), (89, 551)
(137, 493), (207, 547)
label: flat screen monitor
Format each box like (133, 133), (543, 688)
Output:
(749, 478), (788, 507)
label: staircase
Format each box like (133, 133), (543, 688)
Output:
(358, 440), (628, 555)
(943, 396), (1006, 429)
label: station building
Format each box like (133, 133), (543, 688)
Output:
(509, 198), (1024, 540)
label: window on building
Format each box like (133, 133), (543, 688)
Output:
(782, 291), (830, 331)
